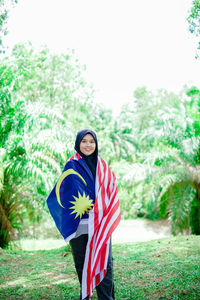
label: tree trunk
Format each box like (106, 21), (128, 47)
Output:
(0, 201), (14, 248)
(0, 148), (6, 194)
(190, 183), (200, 235)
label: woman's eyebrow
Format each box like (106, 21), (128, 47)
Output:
(82, 138), (95, 142)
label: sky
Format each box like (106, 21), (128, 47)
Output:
(4, 0), (200, 114)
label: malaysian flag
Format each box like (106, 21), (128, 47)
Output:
(46, 153), (120, 299)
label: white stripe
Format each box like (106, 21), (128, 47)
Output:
(95, 158), (100, 194)
(99, 158), (104, 183)
(74, 153), (79, 160)
(91, 207), (119, 278)
(93, 185), (118, 247)
(109, 182), (118, 204)
(104, 238), (110, 269)
(92, 205), (120, 266)
(95, 239), (110, 277)
(97, 191), (103, 223)
(95, 255), (101, 274)
(99, 270), (104, 282)
(93, 193), (118, 260)
(79, 218), (88, 225)
(109, 171), (114, 196)
(103, 161), (109, 207)
(97, 159), (104, 222)
(64, 232), (76, 243)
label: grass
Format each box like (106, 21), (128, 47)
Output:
(0, 235), (199, 299)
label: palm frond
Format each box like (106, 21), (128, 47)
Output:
(158, 181), (196, 234)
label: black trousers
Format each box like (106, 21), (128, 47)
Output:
(70, 234), (115, 300)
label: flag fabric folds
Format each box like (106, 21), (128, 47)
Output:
(82, 156), (121, 299)
(46, 152), (121, 299)
(46, 152), (95, 242)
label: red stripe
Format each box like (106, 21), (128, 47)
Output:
(76, 153), (81, 159)
(106, 185), (118, 215)
(95, 273), (100, 286)
(104, 214), (121, 245)
(97, 160), (102, 186)
(101, 158), (107, 186)
(100, 243), (106, 272)
(69, 152), (82, 160)
(94, 195), (119, 254)
(101, 185), (106, 214)
(94, 185), (118, 238)
(69, 154), (75, 160)
(95, 213), (121, 264)
(100, 160), (106, 214)
(93, 161), (101, 231)
(91, 201), (120, 277)
(106, 166), (112, 199)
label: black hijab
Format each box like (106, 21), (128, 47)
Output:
(74, 129), (98, 179)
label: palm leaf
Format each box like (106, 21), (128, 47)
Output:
(159, 182), (196, 234)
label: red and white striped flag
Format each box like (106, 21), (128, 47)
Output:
(81, 157), (121, 299)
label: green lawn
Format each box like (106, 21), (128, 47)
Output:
(0, 236), (199, 299)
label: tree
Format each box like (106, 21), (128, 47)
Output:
(119, 87), (200, 234)
(0, 0), (17, 53)
(0, 58), (28, 247)
(188, 0), (200, 57)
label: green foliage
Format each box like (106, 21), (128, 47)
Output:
(0, 0), (18, 52)
(118, 86), (200, 235)
(159, 182), (195, 235)
(188, 1), (200, 36)
(0, 56), (28, 247)
(0, 171), (24, 248)
(188, 0), (200, 57)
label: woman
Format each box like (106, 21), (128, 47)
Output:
(47, 129), (120, 300)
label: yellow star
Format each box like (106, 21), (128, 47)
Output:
(69, 192), (94, 219)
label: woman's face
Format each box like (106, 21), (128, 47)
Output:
(80, 134), (96, 156)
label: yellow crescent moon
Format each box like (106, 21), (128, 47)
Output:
(55, 168), (87, 208)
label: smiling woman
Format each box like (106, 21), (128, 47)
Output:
(46, 129), (121, 299)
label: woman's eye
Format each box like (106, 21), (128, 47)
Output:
(81, 139), (95, 144)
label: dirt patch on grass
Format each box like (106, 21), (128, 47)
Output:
(113, 219), (171, 244)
